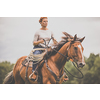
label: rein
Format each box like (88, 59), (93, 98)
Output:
(44, 38), (84, 79)
(43, 38), (66, 83)
(51, 44), (84, 79)
(64, 62), (84, 79)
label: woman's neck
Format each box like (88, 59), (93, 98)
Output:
(40, 27), (48, 30)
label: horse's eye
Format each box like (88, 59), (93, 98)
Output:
(74, 47), (77, 50)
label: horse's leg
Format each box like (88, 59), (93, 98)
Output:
(42, 69), (52, 84)
(13, 67), (25, 84)
(14, 75), (25, 84)
(13, 68), (25, 84)
(13, 56), (27, 84)
(47, 81), (51, 84)
(42, 76), (51, 84)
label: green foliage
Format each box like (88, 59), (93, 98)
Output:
(0, 61), (14, 84)
(63, 53), (100, 84)
(86, 53), (99, 70)
(0, 53), (100, 84)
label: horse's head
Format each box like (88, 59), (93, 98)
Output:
(67, 34), (85, 68)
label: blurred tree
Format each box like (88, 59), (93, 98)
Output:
(0, 53), (100, 84)
(63, 53), (100, 84)
(0, 61), (14, 84)
(86, 53), (99, 70)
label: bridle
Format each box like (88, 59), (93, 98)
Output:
(51, 44), (84, 79)
(44, 38), (84, 81)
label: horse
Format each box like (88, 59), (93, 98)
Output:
(3, 32), (85, 84)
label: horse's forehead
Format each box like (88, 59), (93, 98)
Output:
(73, 42), (83, 49)
(73, 42), (81, 46)
(78, 44), (82, 49)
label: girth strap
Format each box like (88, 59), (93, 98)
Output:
(45, 60), (58, 80)
(25, 65), (30, 84)
(45, 60), (65, 83)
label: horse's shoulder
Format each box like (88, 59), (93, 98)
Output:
(20, 56), (27, 60)
(16, 56), (27, 64)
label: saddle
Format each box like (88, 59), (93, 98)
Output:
(21, 48), (68, 83)
(21, 49), (46, 83)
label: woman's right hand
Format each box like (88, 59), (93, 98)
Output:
(33, 39), (44, 46)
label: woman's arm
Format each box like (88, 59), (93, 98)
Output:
(51, 34), (58, 44)
(52, 37), (58, 44)
(33, 39), (44, 46)
(33, 32), (44, 46)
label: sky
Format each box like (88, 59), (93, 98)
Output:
(0, 17), (100, 63)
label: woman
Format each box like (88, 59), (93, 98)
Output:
(29, 17), (58, 80)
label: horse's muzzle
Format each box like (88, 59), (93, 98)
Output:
(78, 62), (85, 68)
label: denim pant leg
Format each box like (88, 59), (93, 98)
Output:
(32, 50), (43, 72)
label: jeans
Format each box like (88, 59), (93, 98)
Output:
(32, 46), (44, 72)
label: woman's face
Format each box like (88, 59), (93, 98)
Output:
(40, 18), (48, 27)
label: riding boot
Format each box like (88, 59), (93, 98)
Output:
(29, 71), (38, 81)
(29, 62), (38, 81)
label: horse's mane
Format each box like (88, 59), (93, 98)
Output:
(43, 32), (75, 59)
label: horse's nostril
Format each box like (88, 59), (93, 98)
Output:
(79, 63), (85, 66)
(79, 63), (83, 65)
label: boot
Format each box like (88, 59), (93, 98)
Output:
(29, 71), (38, 81)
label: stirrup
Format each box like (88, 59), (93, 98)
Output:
(29, 71), (38, 81)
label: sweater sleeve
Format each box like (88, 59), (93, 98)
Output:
(33, 32), (39, 42)
(51, 31), (54, 38)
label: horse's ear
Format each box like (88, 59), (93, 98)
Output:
(79, 36), (85, 42)
(70, 34), (77, 43)
(73, 34), (77, 41)
(63, 32), (74, 39)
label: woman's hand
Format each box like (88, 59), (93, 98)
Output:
(33, 39), (44, 46)
(51, 35), (58, 44)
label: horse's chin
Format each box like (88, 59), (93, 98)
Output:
(76, 62), (84, 68)
(77, 65), (84, 68)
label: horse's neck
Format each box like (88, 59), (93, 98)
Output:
(53, 42), (70, 70)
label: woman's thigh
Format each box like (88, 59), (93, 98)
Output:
(33, 50), (41, 54)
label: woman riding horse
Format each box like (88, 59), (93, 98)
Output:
(3, 18), (85, 84)
(28, 17), (59, 80)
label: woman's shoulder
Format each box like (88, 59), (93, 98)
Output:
(35, 29), (41, 33)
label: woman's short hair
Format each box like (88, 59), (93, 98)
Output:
(39, 17), (48, 23)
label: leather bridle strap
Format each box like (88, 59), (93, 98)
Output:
(64, 62), (84, 79)
(51, 47), (70, 61)
(51, 44), (84, 79)
(44, 39), (84, 80)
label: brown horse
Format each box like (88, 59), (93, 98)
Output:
(3, 32), (85, 84)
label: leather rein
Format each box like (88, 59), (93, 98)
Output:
(44, 38), (84, 83)
(52, 43), (84, 79)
